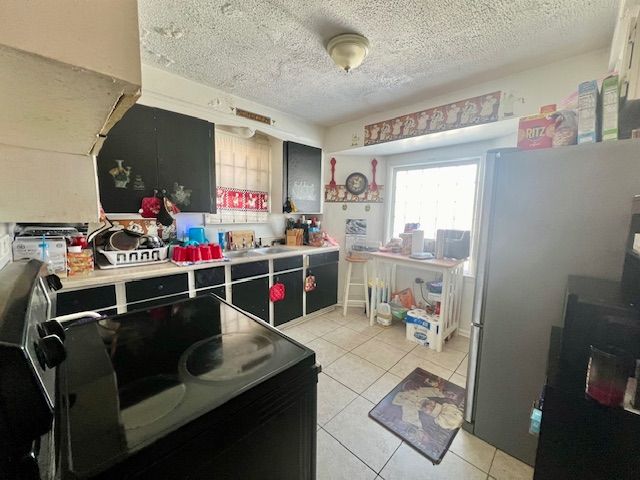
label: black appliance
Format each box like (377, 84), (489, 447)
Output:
(0, 260), (64, 478)
(534, 277), (640, 479)
(0, 260), (318, 479)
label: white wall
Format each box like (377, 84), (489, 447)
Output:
(325, 48), (610, 153)
(140, 65), (324, 147)
(321, 155), (388, 306)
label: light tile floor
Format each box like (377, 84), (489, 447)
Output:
(282, 308), (535, 480)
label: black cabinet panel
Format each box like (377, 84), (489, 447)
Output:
(231, 261), (269, 281)
(195, 266), (226, 289)
(308, 251), (339, 267)
(274, 255), (303, 272)
(274, 270), (303, 326)
(97, 131), (158, 213)
(306, 262), (338, 314)
(196, 286), (226, 300)
(127, 293), (190, 312)
(232, 277), (269, 321)
(125, 274), (189, 304)
(97, 104), (215, 214)
(56, 285), (117, 316)
(283, 141), (322, 213)
(156, 109), (215, 213)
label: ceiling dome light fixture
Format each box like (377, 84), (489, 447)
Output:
(327, 33), (370, 73)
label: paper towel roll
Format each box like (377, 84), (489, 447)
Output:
(411, 230), (424, 255)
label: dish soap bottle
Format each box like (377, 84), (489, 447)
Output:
(39, 235), (55, 274)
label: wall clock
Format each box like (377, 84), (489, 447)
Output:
(345, 172), (368, 195)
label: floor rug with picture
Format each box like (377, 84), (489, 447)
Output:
(369, 367), (466, 464)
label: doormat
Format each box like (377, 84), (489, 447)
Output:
(369, 367), (465, 464)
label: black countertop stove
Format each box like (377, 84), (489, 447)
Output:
(58, 294), (314, 478)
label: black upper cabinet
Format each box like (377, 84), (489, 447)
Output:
(283, 141), (322, 214)
(97, 104), (215, 213)
(97, 106), (158, 213)
(156, 109), (214, 213)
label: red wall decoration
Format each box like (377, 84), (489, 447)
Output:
(216, 187), (269, 212)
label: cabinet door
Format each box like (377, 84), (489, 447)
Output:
(283, 141), (322, 214)
(274, 270), (304, 327)
(232, 277), (269, 321)
(156, 109), (215, 213)
(56, 285), (117, 316)
(97, 105), (158, 213)
(306, 263), (338, 314)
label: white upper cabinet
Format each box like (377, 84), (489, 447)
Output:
(0, 0), (142, 155)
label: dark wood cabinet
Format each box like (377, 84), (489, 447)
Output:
(232, 277), (269, 321)
(274, 270), (304, 326)
(56, 285), (117, 316)
(125, 273), (189, 310)
(97, 104), (215, 213)
(283, 141), (322, 214)
(306, 262), (339, 314)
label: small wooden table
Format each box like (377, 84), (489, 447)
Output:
(368, 251), (465, 351)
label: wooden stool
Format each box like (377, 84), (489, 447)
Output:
(343, 256), (369, 317)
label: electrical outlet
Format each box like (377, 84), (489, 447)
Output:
(415, 277), (424, 284)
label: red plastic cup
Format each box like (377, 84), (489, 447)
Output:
(187, 245), (202, 263)
(172, 246), (187, 263)
(200, 244), (212, 261)
(210, 244), (223, 259)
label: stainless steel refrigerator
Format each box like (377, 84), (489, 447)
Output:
(464, 139), (640, 465)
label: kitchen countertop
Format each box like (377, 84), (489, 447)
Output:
(61, 245), (339, 290)
(368, 251), (465, 269)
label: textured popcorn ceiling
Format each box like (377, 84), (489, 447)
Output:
(138, 0), (618, 126)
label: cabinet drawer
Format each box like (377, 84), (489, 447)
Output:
(308, 251), (339, 267)
(195, 266), (226, 289)
(127, 293), (189, 312)
(196, 286), (226, 300)
(125, 274), (189, 303)
(231, 261), (268, 281)
(274, 255), (303, 272)
(56, 285), (117, 316)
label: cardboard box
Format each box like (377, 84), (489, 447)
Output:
(517, 113), (555, 150)
(13, 237), (67, 277)
(578, 80), (600, 144)
(601, 75), (619, 141)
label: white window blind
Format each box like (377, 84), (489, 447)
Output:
(207, 131), (271, 224)
(391, 162), (478, 266)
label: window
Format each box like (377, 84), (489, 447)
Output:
(207, 131), (271, 224)
(391, 161), (479, 270)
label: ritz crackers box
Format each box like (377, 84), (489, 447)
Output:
(517, 105), (556, 150)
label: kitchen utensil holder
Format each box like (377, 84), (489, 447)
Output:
(97, 246), (169, 267)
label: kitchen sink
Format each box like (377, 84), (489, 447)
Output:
(224, 246), (298, 258)
(225, 250), (266, 258)
(252, 247), (294, 254)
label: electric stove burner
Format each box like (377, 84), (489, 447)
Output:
(119, 375), (186, 430)
(181, 332), (276, 382)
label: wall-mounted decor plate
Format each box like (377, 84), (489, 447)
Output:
(345, 172), (368, 195)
